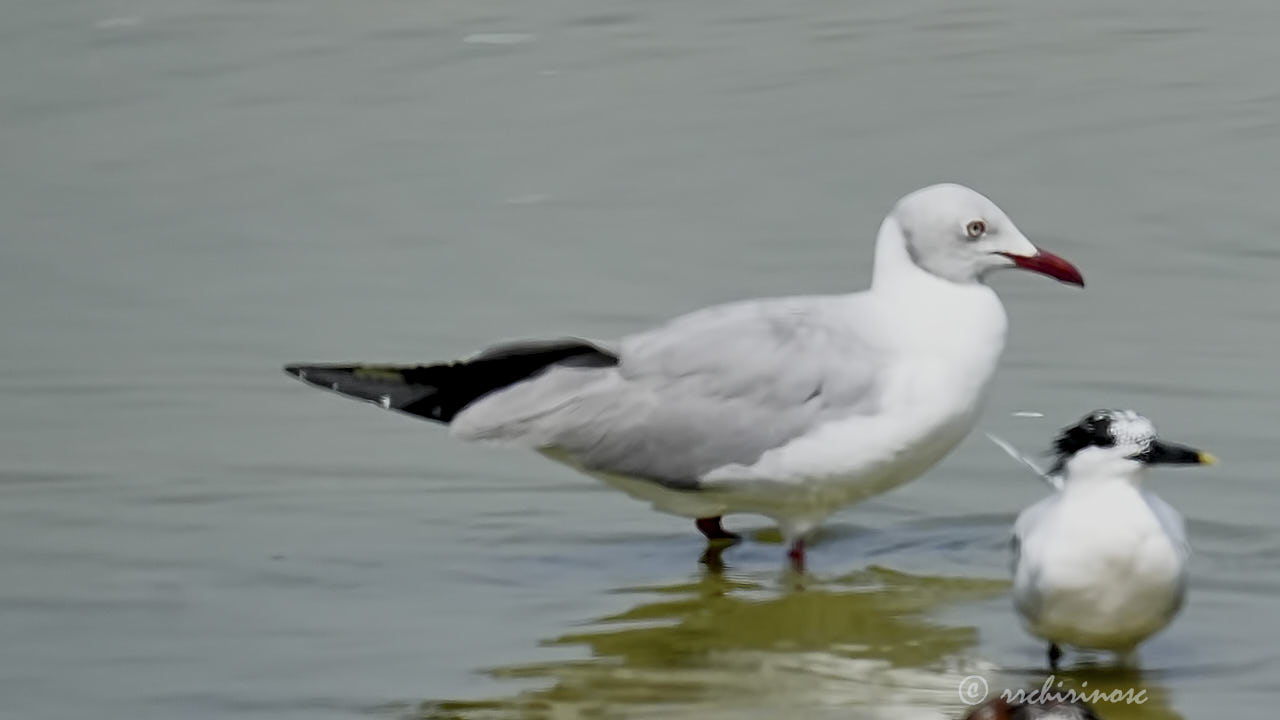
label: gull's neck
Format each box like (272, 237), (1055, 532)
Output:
(868, 217), (1007, 351)
(872, 217), (935, 293)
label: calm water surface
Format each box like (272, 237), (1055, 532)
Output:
(3, 1), (1280, 719)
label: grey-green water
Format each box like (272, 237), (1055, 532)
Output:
(3, 1), (1279, 718)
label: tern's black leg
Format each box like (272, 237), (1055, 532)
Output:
(1048, 643), (1062, 671)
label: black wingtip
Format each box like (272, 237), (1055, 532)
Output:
(281, 341), (618, 424)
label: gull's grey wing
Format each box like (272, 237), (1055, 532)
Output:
(450, 295), (886, 486)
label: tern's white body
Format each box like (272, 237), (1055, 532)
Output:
(1012, 456), (1188, 651)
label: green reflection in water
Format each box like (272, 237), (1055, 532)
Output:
(412, 564), (1011, 720)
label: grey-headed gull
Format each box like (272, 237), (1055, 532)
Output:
(997, 409), (1214, 669)
(284, 183), (1084, 567)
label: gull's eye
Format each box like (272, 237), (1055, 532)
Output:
(965, 219), (987, 239)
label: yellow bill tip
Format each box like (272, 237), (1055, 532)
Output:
(1198, 451), (1218, 466)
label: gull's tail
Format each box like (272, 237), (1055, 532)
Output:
(985, 432), (1064, 491)
(284, 339), (618, 424)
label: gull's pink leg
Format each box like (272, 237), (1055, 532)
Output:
(787, 538), (806, 570)
(695, 516), (741, 542)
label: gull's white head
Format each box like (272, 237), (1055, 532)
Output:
(1049, 409), (1215, 479)
(887, 183), (1085, 287)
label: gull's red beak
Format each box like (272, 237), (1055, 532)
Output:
(998, 249), (1085, 287)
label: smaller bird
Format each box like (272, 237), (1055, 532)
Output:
(989, 409), (1215, 669)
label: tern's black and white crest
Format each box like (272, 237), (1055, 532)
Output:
(1048, 409), (1157, 474)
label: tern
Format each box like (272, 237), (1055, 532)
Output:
(993, 409), (1214, 668)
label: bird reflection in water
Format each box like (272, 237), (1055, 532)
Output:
(412, 561), (1005, 719)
